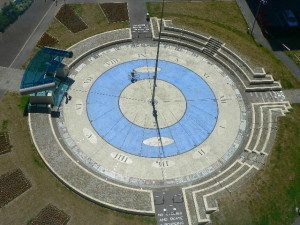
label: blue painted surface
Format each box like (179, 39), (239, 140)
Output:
(87, 60), (218, 158)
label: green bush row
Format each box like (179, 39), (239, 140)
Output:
(0, 0), (33, 32)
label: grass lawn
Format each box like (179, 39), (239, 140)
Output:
(147, 2), (300, 224)
(0, 93), (156, 225)
(211, 104), (300, 225)
(47, 4), (129, 49)
(147, 2), (300, 89)
(286, 50), (300, 68)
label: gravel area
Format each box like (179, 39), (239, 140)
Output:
(29, 204), (70, 225)
(0, 169), (31, 208)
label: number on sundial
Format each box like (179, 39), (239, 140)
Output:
(156, 160), (169, 168)
(75, 103), (83, 110)
(204, 73), (210, 79)
(220, 95), (227, 103)
(105, 59), (119, 67)
(197, 149), (205, 156)
(114, 153), (128, 163)
(137, 53), (146, 58)
(83, 77), (93, 84)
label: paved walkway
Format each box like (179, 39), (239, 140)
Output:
(0, 66), (24, 98)
(154, 189), (188, 225)
(236, 0), (300, 82)
(283, 89), (300, 103)
(127, 0), (151, 40)
(0, 0), (128, 69)
(0, 0), (53, 68)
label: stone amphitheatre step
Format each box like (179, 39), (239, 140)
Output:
(159, 31), (275, 93)
(149, 18), (282, 92)
(163, 19), (210, 43)
(191, 163), (257, 223)
(150, 17), (159, 39)
(63, 28), (132, 68)
(213, 54), (282, 92)
(241, 151), (267, 169)
(245, 102), (291, 155)
(216, 52), (274, 85)
(159, 36), (204, 53)
(182, 160), (247, 224)
(255, 107), (284, 155)
(219, 48), (273, 83)
(161, 30), (207, 47)
(203, 166), (257, 211)
(220, 46), (268, 79)
(29, 113), (155, 215)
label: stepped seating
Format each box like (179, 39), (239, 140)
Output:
(150, 17), (282, 92)
(245, 101), (291, 155)
(182, 160), (258, 224)
(149, 18), (292, 224)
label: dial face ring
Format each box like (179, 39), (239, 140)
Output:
(86, 59), (218, 158)
(59, 42), (247, 187)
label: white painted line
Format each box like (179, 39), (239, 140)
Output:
(9, 1), (55, 68)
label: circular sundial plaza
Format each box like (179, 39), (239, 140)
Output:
(29, 19), (291, 224)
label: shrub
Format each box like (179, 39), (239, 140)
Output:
(0, 0), (33, 32)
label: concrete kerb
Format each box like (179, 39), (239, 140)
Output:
(202, 166), (257, 213)
(28, 113), (155, 215)
(63, 28), (132, 67)
(220, 45), (267, 77)
(245, 101), (291, 154)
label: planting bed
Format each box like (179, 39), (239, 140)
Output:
(0, 169), (31, 208)
(55, 5), (87, 33)
(29, 204), (70, 225)
(100, 3), (129, 22)
(37, 33), (58, 48)
(0, 132), (11, 155)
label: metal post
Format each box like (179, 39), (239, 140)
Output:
(250, 0), (267, 36)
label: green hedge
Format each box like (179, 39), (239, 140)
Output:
(0, 0), (33, 32)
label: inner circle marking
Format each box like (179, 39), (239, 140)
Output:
(119, 79), (186, 129)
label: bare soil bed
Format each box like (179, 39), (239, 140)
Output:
(55, 5), (87, 33)
(100, 3), (129, 22)
(0, 169), (31, 208)
(0, 132), (11, 155)
(29, 204), (70, 225)
(37, 33), (58, 48)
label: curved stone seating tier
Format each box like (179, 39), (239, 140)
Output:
(29, 113), (155, 215)
(220, 46), (267, 78)
(150, 17), (282, 92)
(245, 102), (291, 155)
(203, 166), (257, 211)
(182, 160), (258, 224)
(163, 19), (210, 43)
(63, 28), (132, 68)
(161, 18), (269, 79)
(215, 51), (274, 85)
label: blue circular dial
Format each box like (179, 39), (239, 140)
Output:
(87, 59), (218, 158)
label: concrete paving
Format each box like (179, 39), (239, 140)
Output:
(127, 0), (152, 40)
(0, 66), (24, 97)
(154, 189), (189, 225)
(0, 0), (54, 68)
(283, 89), (300, 103)
(61, 41), (247, 187)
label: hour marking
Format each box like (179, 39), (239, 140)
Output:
(105, 59), (119, 67)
